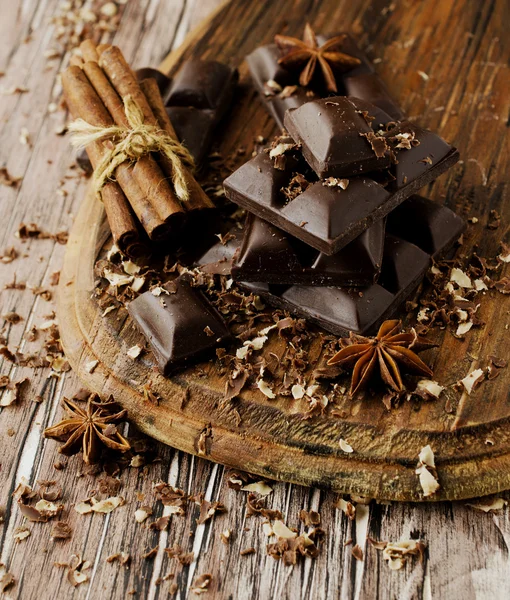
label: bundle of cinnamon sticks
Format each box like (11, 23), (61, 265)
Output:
(62, 40), (213, 257)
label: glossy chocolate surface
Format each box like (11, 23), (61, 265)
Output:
(232, 213), (385, 286)
(197, 195), (465, 336)
(165, 60), (235, 110)
(163, 60), (237, 166)
(386, 194), (466, 258)
(247, 33), (403, 129)
(284, 97), (393, 178)
(128, 277), (230, 375)
(343, 72), (405, 121)
(224, 126), (459, 255)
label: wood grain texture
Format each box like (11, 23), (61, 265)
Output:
(0, 0), (509, 599)
(60, 0), (510, 503)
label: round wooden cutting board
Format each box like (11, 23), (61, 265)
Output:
(58, 0), (510, 501)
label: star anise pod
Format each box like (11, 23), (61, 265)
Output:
(328, 320), (436, 395)
(44, 393), (130, 464)
(275, 24), (361, 93)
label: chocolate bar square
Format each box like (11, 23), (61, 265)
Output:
(231, 213), (385, 286)
(128, 277), (230, 375)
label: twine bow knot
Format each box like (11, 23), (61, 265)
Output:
(68, 95), (195, 202)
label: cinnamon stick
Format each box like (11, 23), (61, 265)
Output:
(69, 55), (84, 68)
(96, 43), (111, 55)
(82, 53), (184, 227)
(139, 77), (214, 211)
(62, 66), (170, 242)
(80, 39), (99, 62)
(99, 46), (213, 213)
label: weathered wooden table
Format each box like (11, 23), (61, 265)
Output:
(0, 1), (509, 599)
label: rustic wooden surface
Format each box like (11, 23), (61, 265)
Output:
(1, 0), (509, 599)
(60, 0), (510, 502)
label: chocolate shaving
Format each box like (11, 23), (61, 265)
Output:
(299, 509), (321, 526)
(149, 516), (170, 531)
(142, 546), (158, 560)
(165, 544), (194, 565)
(224, 368), (249, 401)
(17, 222), (68, 244)
(359, 131), (390, 158)
(281, 173), (311, 202)
(0, 167), (22, 188)
(197, 500), (227, 524)
(493, 276), (510, 294)
(50, 521), (72, 540)
(153, 482), (187, 514)
(487, 209), (500, 230)
(191, 573), (212, 593)
(106, 552), (131, 566)
(0, 565), (15, 592)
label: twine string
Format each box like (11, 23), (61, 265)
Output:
(68, 95), (195, 202)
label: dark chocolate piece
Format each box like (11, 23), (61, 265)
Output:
(233, 235), (430, 336)
(164, 60), (238, 166)
(247, 34), (403, 129)
(196, 226), (244, 275)
(246, 44), (314, 129)
(165, 60), (235, 110)
(224, 128), (459, 255)
(284, 97), (393, 178)
(386, 194), (466, 259)
(197, 195), (465, 336)
(231, 214), (384, 286)
(165, 106), (216, 167)
(136, 67), (172, 95)
(128, 277), (230, 375)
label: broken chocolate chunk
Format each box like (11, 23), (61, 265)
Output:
(128, 277), (231, 375)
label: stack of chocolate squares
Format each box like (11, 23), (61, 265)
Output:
(207, 29), (465, 337)
(129, 29), (466, 376)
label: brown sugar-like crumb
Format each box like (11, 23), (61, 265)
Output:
(240, 547), (256, 556)
(351, 544), (364, 561)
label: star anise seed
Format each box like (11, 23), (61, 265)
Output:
(328, 320), (436, 396)
(44, 393), (130, 464)
(275, 24), (361, 93)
